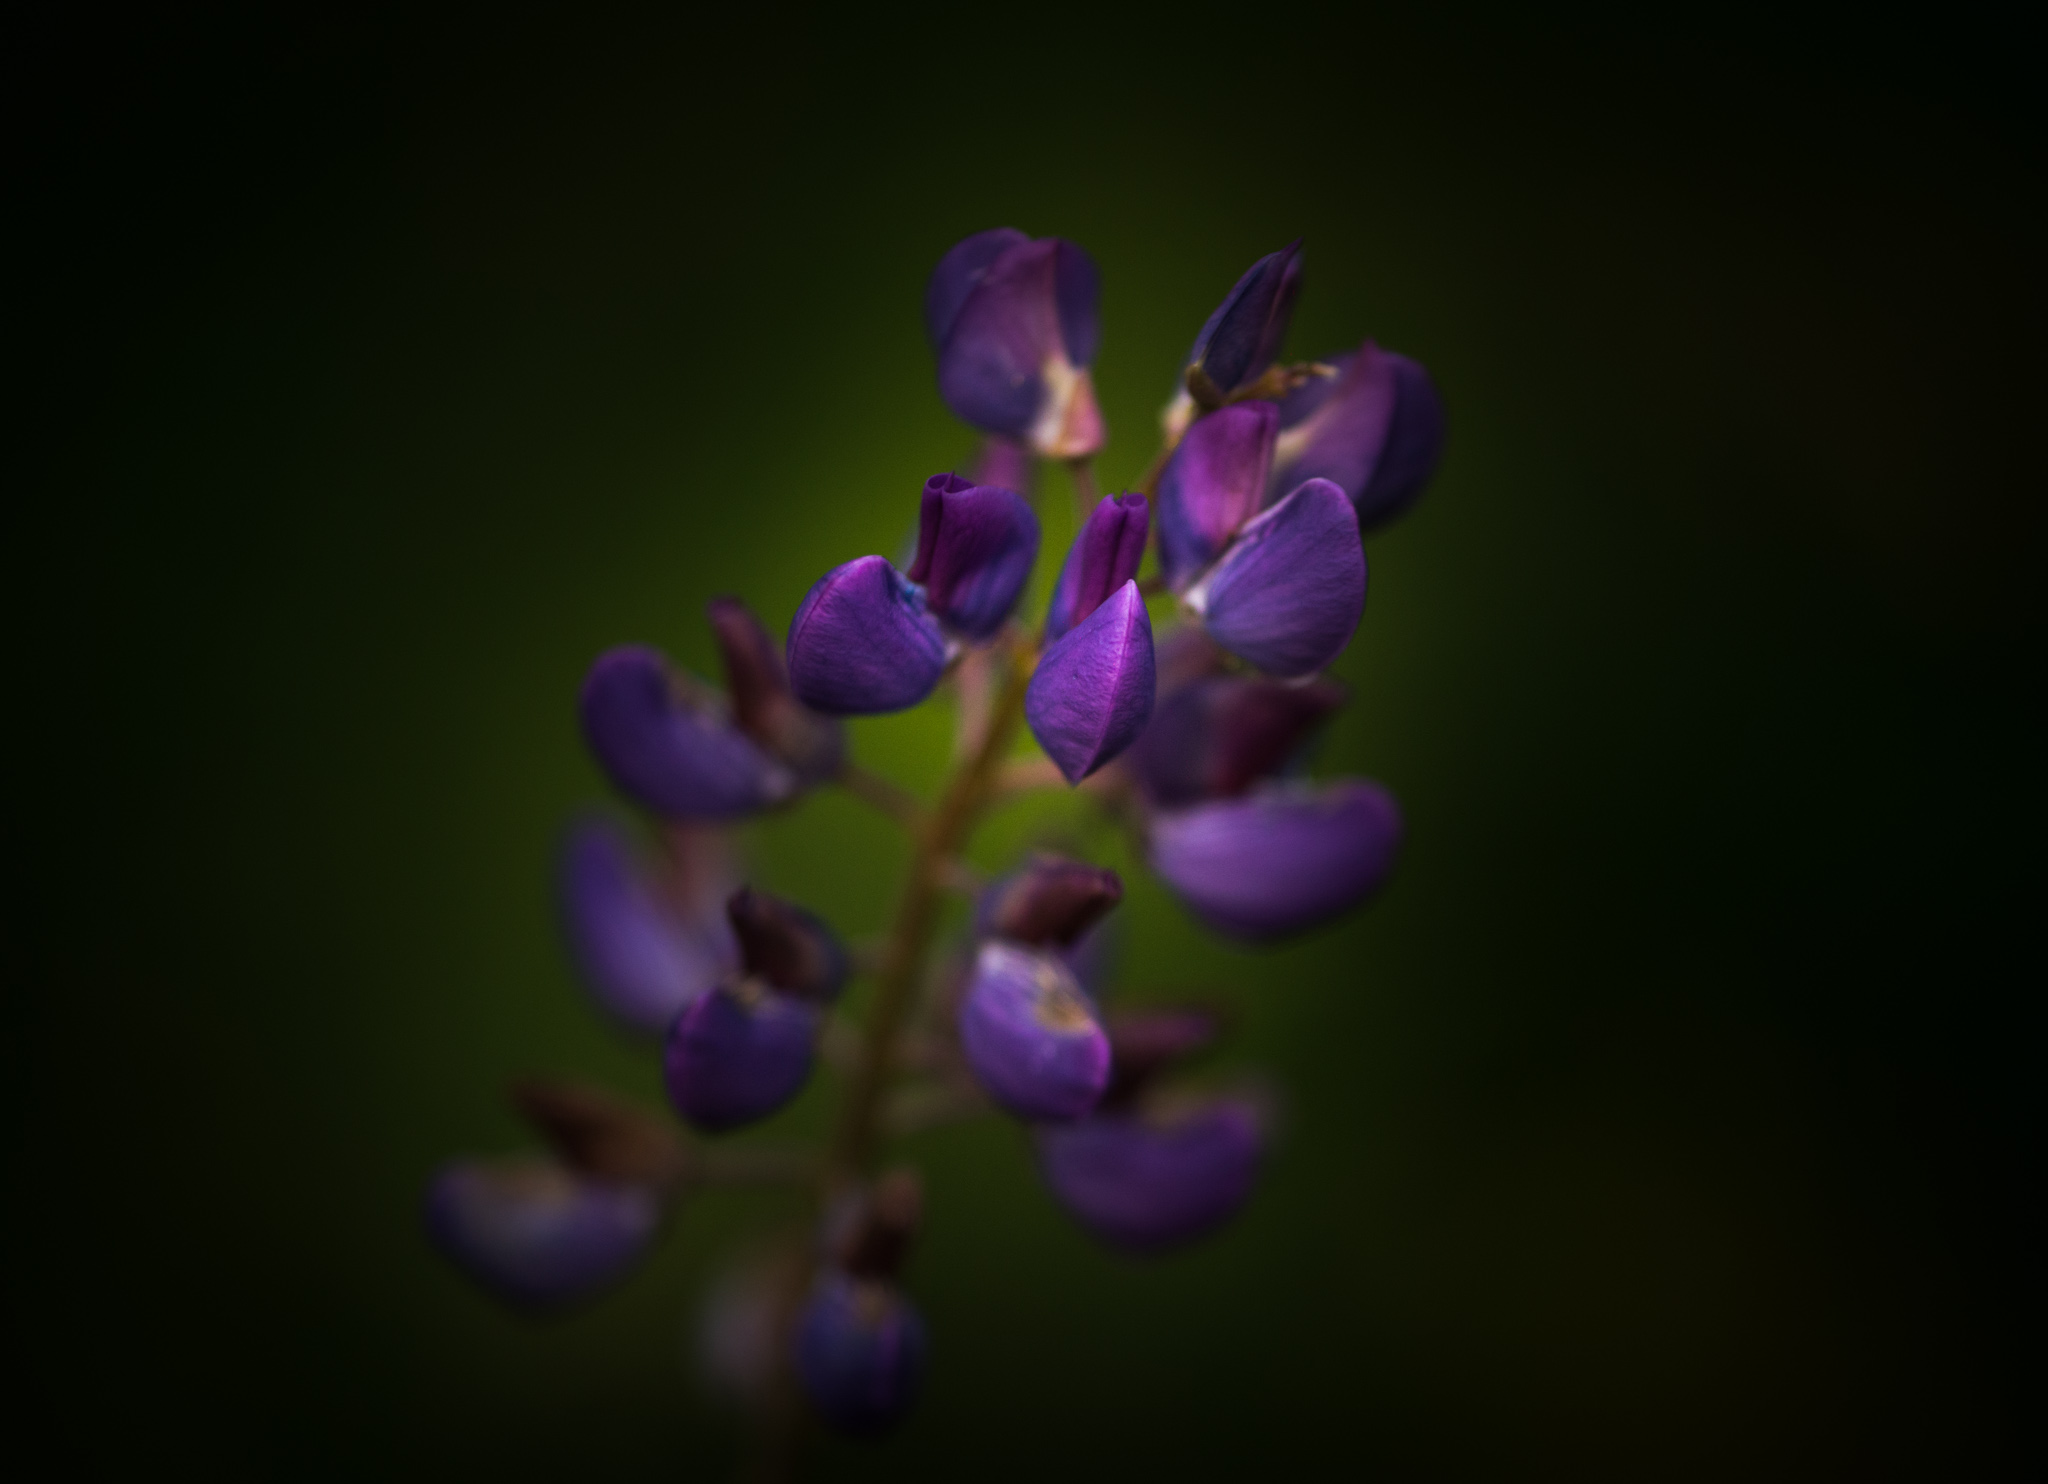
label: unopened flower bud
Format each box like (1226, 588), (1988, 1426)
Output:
(927, 230), (1103, 459)
(580, 647), (798, 819)
(793, 1272), (928, 1435)
(1185, 478), (1365, 678)
(1180, 240), (1304, 408)
(423, 1158), (660, 1310)
(786, 555), (949, 715)
(958, 941), (1110, 1121)
(906, 473), (1040, 641)
(1036, 1098), (1262, 1252)
(1127, 675), (1345, 806)
(1149, 779), (1402, 940)
(663, 982), (819, 1133)
(1044, 492), (1149, 643)
(1025, 581), (1155, 783)
(980, 854), (1123, 947)
(1156, 401), (1277, 592)
(1271, 341), (1445, 531)
(833, 1169), (924, 1281)
(726, 886), (849, 1003)
(706, 597), (845, 783)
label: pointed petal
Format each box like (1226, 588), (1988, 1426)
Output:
(580, 646), (797, 819)
(557, 819), (735, 1034)
(423, 1158), (659, 1310)
(663, 985), (819, 1132)
(957, 941), (1110, 1121)
(1156, 401), (1277, 590)
(1148, 779), (1402, 939)
(1184, 241), (1304, 398)
(1036, 1099), (1261, 1252)
(906, 473), (1040, 640)
(786, 556), (949, 715)
(1044, 492), (1150, 641)
(1025, 581), (1156, 783)
(1188, 478), (1364, 677)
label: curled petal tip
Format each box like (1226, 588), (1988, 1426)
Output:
(786, 556), (948, 715)
(1026, 581), (1156, 783)
(909, 474), (1040, 641)
(958, 941), (1111, 1121)
(580, 646), (797, 820)
(424, 1158), (659, 1310)
(1156, 401), (1278, 591)
(663, 984), (818, 1133)
(1046, 492), (1149, 642)
(1188, 478), (1365, 678)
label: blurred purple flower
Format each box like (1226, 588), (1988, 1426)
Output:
(1271, 340), (1445, 531)
(1184, 478), (1365, 678)
(663, 983), (819, 1132)
(727, 885), (849, 1003)
(957, 941), (1110, 1121)
(786, 555), (949, 715)
(1126, 674), (1344, 807)
(977, 854), (1123, 948)
(580, 646), (797, 819)
(794, 1273), (928, 1435)
(1037, 1098), (1261, 1253)
(424, 1158), (660, 1310)
(906, 473), (1040, 641)
(1155, 402), (1278, 592)
(706, 597), (845, 784)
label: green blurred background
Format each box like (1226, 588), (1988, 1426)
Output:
(7, 5), (2041, 1478)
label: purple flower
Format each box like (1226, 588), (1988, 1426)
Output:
(906, 473), (1040, 641)
(977, 854), (1123, 948)
(794, 1272), (928, 1436)
(423, 1158), (660, 1310)
(727, 886), (849, 1003)
(957, 941), (1111, 1121)
(1271, 341), (1445, 531)
(1099, 1006), (1224, 1105)
(1155, 402), (1278, 592)
(556, 818), (738, 1034)
(1148, 779), (1403, 940)
(1044, 492), (1149, 643)
(1036, 1099), (1262, 1253)
(1184, 478), (1365, 678)
(580, 647), (798, 819)
(707, 597), (845, 784)
(1025, 581), (1155, 783)
(786, 555), (949, 715)
(1126, 675), (1345, 807)
(926, 229), (1103, 459)
(1182, 240), (1303, 405)
(663, 983), (819, 1133)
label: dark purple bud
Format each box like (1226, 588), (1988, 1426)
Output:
(557, 819), (736, 1034)
(1101, 1007), (1225, 1108)
(906, 473), (1041, 641)
(833, 1169), (923, 1281)
(1025, 581), (1155, 783)
(707, 597), (845, 783)
(1271, 342), (1445, 531)
(1183, 241), (1304, 403)
(1187, 478), (1365, 678)
(423, 1158), (659, 1310)
(1127, 675), (1345, 807)
(727, 887), (849, 1002)
(957, 941), (1111, 1121)
(978, 854), (1123, 948)
(1044, 492), (1150, 642)
(1148, 779), (1403, 940)
(786, 556), (948, 715)
(580, 647), (798, 820)
(511, 1078), (692, 1188)
(794, 1272), (928, 1436)
(1036, 1098), (1262, 1253)
(663, 983), (819, 1133)
(930, 233), (1103, 458)
(1155, 402), (1278, 591)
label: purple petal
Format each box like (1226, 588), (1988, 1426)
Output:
(1156, 402), (1277, 591)
(976, 854), (1123, 947)
(924, 227), (1030, 350)
(663, 984), (819, 1133)
(580, 646), (797, 819)
(557, 819), (736, 1034)
(786, 556), (949, 715)
(1052, 238), (1101, 367)
(1148, 779), (1403, 939)
(935, 237), (1104, 457)
(1025, 581), (1156, 783)
(1126, 674), (1345, 807)
(707, 597), (845, 783)
(1036, 1099), (1261, 1253)
(1184, 241), (1304, 396)
(957, 941), (1110, 1122)
(727, 886), (849, 1002)
(1045, 492), (1149, 643)
(794, 1273), (928, 1436)
(906, 473), (1040, 641)
(1188, 478), (1365, 677)
(424, 1158), (659, 1310)
(1271, 342), (1445, 531)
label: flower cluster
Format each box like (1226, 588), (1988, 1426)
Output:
(426, 228), (1442, 1454)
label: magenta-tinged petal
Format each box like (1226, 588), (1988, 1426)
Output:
(1036, 1099), (1261, 1252)
(663, 984), (819, 1133)
(1272, 342), (1445, 531)
(1148, 779), (1403, 939)
(1184, 240), (1304, 398)
(424, 1158), (659, 1310)
(707, 597), (844, 783)
(924, 228), (1031, 350)
(794, 1273), (928, 1436)
(957, 941), (1110, 1122)
(1156, 402), (1278, 591)
(1045, 492), (1149, 643)
(1025, 581), (1156, 783)
(1188, 478), (1364, 678)
(934, 236), (1104, 458)
(1126, 675), (1345, 806)
(906, 473), (1040, 641)
(580, 647), (797, 819)
(786, 556), (948, 715)
(557, 819), (736, 1034)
